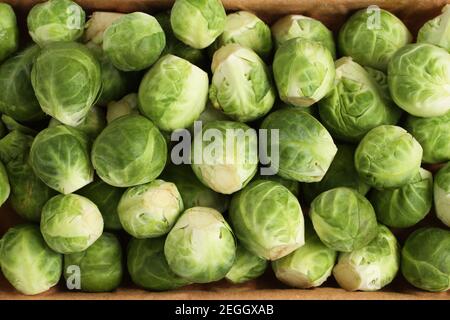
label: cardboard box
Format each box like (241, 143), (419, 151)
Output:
(0, 0), (449, 300)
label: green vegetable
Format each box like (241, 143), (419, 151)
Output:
(164, 207), (236, 283)
(106, 93), (139, 124)
(0, 3), (18, 62)
(401, 227), (450, 292)
(256, 174), (299, 196)
(229, 180), (304, 260)
(417, 4), (450, 51)
(0, 160), (10, 206)
(434, 163), (450, 227)
(225, 245), (268, 284)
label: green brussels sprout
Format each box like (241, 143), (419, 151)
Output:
(27, 0), (85, 46)
(162, 164), (229, 213)
(388, 43), (450, 117)
(355, 125), (423, 189)
(302, 144), (370, 204)
(91, 115), (167, 187)
(191, 120), (258, 194)
(155, 11), (205, 66)
(256, 174), (299, 196)
(405, 112), (450, 164)
(363, 66), (392, 101)
(273, 38), (335, 108)
(193, 102), (230, 126)
(370, 168), (433, 228)
(310, 187), (378, 252)
(84, 11), (124, 45)
(401, 227), (450, 292)
(338, 8), (412, 71)
(333, 224), (400, 291)
(417, 4), (450, 51)
(48, 106), (106, 140)
(77, 179), (124, 230)
(30, 125), (93, 194)
(271, 15), (335, 58)
(0, 130), (56, 222)
(170, 0), (226, 49)
(0, 3), (18, 62)
(40, 194), (104, 254)
(229, 180), (304, 260)
(260, 109), (337, 183)
(118, 180), (183, 238)
(64, 232), (123, 292)
(31, 42), (101, 126)
(128, 237), (191, 291)
(103, 12), (165, 71)
(225, 245), (268, 284)
(86, 43), (130, 107)
(1, 115), (38, 136)
(434, 163), (450, 227)
(213, 11), (273, 60)
(318, 57), (401, 142)
(138, 54), (208, 131)
(0, 224), (62, 295)
(209, 44), (276, 122)
(0, 160), (10, 206)
(0, 45), (45, 122)
(272, 222), (337, 288)
(164, 207), (236, 283)
(106, 93), (139, 124)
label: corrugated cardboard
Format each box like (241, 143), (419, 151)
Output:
(0, 0), (449, 300)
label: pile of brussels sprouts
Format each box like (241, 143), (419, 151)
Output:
(0, 0), (449, 296)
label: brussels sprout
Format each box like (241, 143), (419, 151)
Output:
(2, 115), (38, 136)
(64, 233), (123, 292)
(91, 115), (167, 187)
(229, 180), (304, 260)
(363, 66), (391, 101)
(30, 125), (93, 194)
(164, 207), (236, 283)
(434, 163), (450, 227)
(271, 15), (335, 58)
(213, 11), (273, 59)
(338, 9), (412, 71)
(260, 109), (337, 183)
(333, 224), (400, 291)
(31, 42), (102, 127)
(27, 0), (85, 46)
(370, 168), (433, 228)
(0, 45), (45, 122)
(170, 0), (226, 49)
(318, 57), (401, 142)
(225, 245), (268, 284)
(302, 144), (370, 204)
(138, 54), (208, 131)
(0, 160), (10, 206)
(155, 11), (205, 66)
(106, 93), (139, 123)
(77, 180), (124, 230)
(0, 224), (62, 295)
(401, 227), (450, 292)
(355, 125), (423, 189)
(417, 4), (450, 51)
(310, 187), (378, 252)
(40, 194), (104, 254)
(118, 180), (183, 238)
(86, 43), (130, 107)
(191, 120), (258, 194)
(209, 45), (276, 122)
(193, 102), (230, 126)
(128, 237), (191, 291)
(84, 11), (124, 45)
(388, 43), (450, 117)
(0, 3), (18, 63)
(48, 106), (106, 140)
(256, 174), (299, 196)
(0, 130), (33, 164)
(272, 222), (337, 288)
(273, 38), (335, 108)
(103, 12), (165, 71)
(162, 164), (229, 213)
(405, 112), (450, 164)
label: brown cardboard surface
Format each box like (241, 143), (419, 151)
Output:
(0, 0), (450, 300)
